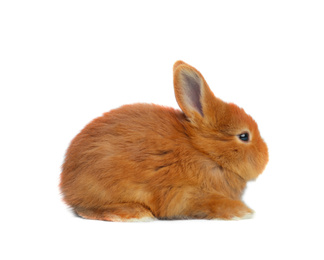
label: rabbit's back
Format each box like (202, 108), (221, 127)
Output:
(60, 103), (194, 212)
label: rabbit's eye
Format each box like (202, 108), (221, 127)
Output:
(238, 132), (249, 142)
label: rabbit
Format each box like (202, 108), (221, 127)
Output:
(60, 61), (269, 221)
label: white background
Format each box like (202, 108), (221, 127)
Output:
(1, 1), (323, 259)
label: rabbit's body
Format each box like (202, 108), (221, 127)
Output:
(60, 61), (268, 221)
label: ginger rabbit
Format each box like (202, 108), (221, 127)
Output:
(60, 61), (269, 221)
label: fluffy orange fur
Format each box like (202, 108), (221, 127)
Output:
(60, 61), (269, 221)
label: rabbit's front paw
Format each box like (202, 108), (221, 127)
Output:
(209, 198), (254, 220)
(230, 210), (254, 220)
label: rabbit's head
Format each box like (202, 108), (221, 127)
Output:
(173, 61), (268, 180)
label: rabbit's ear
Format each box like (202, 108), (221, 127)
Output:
(173, 61), (219, 122)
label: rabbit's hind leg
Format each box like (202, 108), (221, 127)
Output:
(74, 203), (156, 222)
